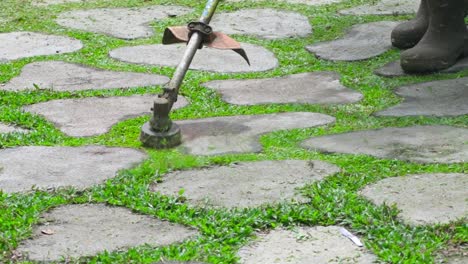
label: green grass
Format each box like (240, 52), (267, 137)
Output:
(0, 0), (467, 263)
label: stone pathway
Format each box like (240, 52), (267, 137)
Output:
(175, 112), (335, 155)
(0, 32), (82, 62)
(0, 123), (28, 134)
(1, 61), (169, 92)
(202, 72), (362, 105)
(238, 226), (377, 263)
(306, 21), (397, 61)
(339, 0), (418, 15)
(0, 146), (147, 193)
(110, 43), (278, 73)
(210, 9), (311, 39)
(56, 6), (193, 39)
(1, 1), (466, 263)
(23, 95), (189, 137)
(376, 78), (468, 117)
(375, 58), (468, 77)
(152, 160), (340, 208)
(302, 125), (468, 163)
(361, 173), (467, 225)
(17, 204), (198, 262)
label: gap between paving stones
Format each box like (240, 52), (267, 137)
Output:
(376, 77), (468, 117)
(109, 43), (278, 73)
(1, 61), (169, 92)
(56, 5), (194, 40)
(202, 72), (363, 105)
(22, 95), (189, 137)
(210, 8), (312, 39)
(0, 146), (147, 193)
(306, 21), (398, 61)
(302, 125), (468, 163)
(0, 32), (83, 62)
(360, 173), (467, 225)
(17, 204), (198, 262)
(175, 112), (335, 155)
(152, 160), (340, 208)
(238, 226), (377, 264)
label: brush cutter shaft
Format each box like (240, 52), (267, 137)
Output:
(163, 0), (220, 103)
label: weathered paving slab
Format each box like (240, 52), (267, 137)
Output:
(302, 125), (468, 163)
(306, 21), (397, 61)
(1, 61), (169, 92)
(202, 72), (363, 105)
(110, 43), (278, 73)
(210, 9), (311, 39)
(0, 123), (28, 134)
(227, 0), (342, 6)
(174, 112), (335, 155)
(0, 32), (82, 62)
(32, 0), (89, 6)
(376, 78), (468, 117)
(360, 173), (467, 225)
(375, 58), (468, 77)
(17, 204), (198, 262)
(152, 160), (340, 208)
(238, 226), (377, 263)
(56, 6), (193, 39)
(0, 146), (147, 193)
(339, 0), (418, 15)
(23, 95), (189, 137)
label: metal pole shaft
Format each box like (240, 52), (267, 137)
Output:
(163, 0), (220, 100)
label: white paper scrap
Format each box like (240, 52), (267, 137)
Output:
(340, 227), (364, 247)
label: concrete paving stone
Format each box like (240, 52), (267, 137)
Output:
(210, 9), (312, 39)
(339, 0), (418, 15)
(109, 43), (278, 73)
(238, 226), (377, 264)
(56, 6), (193, 40)
(17, 204), (198, 262)
(446, 256), (468, 264)
(0, 123), (29, 134)
(0, 146), (146, 193)
(1, 61), (169, 92)
(301, 125), (468, 163)
(202, 72), (363, 105)
(0, 32), (83, 62)
(175, 112), (335, 155)
(32, 0), (89, 6)
(23, 94), (189, 137)
(360, 173), (467, 225)
(375, 58), (468, 77)
(306, 21), (397, 61)
(227, 0), (342, 6)
(152, 160), (340, 208)
(376, 77), (468, 117)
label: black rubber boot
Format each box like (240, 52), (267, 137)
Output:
(401, 0), (467, 73)
(391, 0), (429, 49)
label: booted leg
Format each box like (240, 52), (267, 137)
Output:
(401, 0), (467, 73)
(391, 0), (429, 49)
